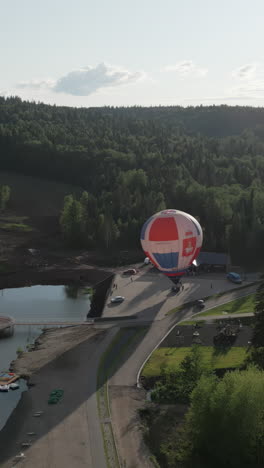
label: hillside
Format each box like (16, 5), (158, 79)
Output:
(0, 171), (81, 217)
(0, 97), (264, 267)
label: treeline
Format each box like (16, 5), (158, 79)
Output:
(0, 185), (10, 211)
(1, 97), (264, 265)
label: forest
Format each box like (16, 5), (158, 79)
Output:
(1, 96), (264, 266)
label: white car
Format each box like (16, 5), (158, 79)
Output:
(111, 296), (125, 304)
(144, 257), (150, 265)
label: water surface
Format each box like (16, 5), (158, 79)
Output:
(0, 284), (90, 430)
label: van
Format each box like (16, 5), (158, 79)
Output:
(227, 272), (242, 284)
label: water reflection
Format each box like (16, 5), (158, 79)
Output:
(64, 285), (79, 299)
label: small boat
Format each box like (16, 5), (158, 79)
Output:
(13, 453), (25, 461)
(10, 382), (19, 390)
(0, 385), (9, 392)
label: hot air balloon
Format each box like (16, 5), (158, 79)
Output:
(140, 209), (203, 284)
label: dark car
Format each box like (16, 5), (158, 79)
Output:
(171, 285), (180, 293)
(227, 272), (242, 284)
(123, 269), (137, 275)
(196, 299), (205, 309)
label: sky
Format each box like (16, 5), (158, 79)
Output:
(1, 0), (264, 107)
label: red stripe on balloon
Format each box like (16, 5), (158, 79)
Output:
(149, 217), (179, 241)
(165, 271), (185, 277)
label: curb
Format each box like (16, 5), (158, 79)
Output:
(136, 287), (257, 387)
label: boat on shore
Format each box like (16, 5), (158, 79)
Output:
(10, 382), (19, 390)
(0, 384), (9, 392)
(0, 372), (19, 386)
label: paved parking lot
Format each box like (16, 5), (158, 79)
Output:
(103, 267), (256, 321)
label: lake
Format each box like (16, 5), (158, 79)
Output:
(0, 284), (91, 430)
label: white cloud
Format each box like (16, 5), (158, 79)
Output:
(230, 62), (264, 99)
(232, 63), (257, 80)
(17, 79), (55, 90)
(162, 60), (208, 77)
(16, 63), (144, 96)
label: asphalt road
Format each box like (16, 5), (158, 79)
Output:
(106, 271), (259, 467)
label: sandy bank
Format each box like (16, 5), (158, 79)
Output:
(11, 324), (102, 378)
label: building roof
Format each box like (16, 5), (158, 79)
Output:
(197, 251), (229, 266)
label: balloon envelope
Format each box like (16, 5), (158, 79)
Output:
(140, 209), (203, 283)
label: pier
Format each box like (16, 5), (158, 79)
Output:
(0, 316), (94, 336)
(13, 321), (91, 326)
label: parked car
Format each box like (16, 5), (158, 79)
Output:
(144, 257), (150, 265)
(196, 299), (205, 309)
(171, 285), (180, 293)
(227, 272), (242, 284)
(123, 268), (137, 275)
(111, 296), (125, 303)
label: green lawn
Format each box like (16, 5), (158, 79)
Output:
(196, 293), (255, 318)
(0, 216), (29, 223)
(166, 304), (186, 316)
(0, 222), (33, 232)
(142, 346), (247, 378)
(166, 284), (258, 317)
(178, 320), (206, 326)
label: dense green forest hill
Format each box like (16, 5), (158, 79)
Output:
(1, 96), (264, 266)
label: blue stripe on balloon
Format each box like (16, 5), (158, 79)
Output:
(153, 252), (179, 269)
(140, 216), (154, 240)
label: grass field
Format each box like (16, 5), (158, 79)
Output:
(196, 293), (255, 318)
(166, 285), (258, 317)
(0, 222), (33, 232)
(142, 346), (247, 378)
(178, 320), (206, 326)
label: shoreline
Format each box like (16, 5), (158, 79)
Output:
(0, 325), (110, 467)
(0, 263), (114, 290)
(0, 263), (115, 445)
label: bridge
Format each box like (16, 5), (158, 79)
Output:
(0, 316), (92, 329)
(1, 316), (139, 329)
(13, 321), (92, 326)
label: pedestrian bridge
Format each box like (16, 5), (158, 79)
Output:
(14, 321), (91, 326)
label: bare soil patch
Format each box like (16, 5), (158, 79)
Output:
(110, 385), (153, 468)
